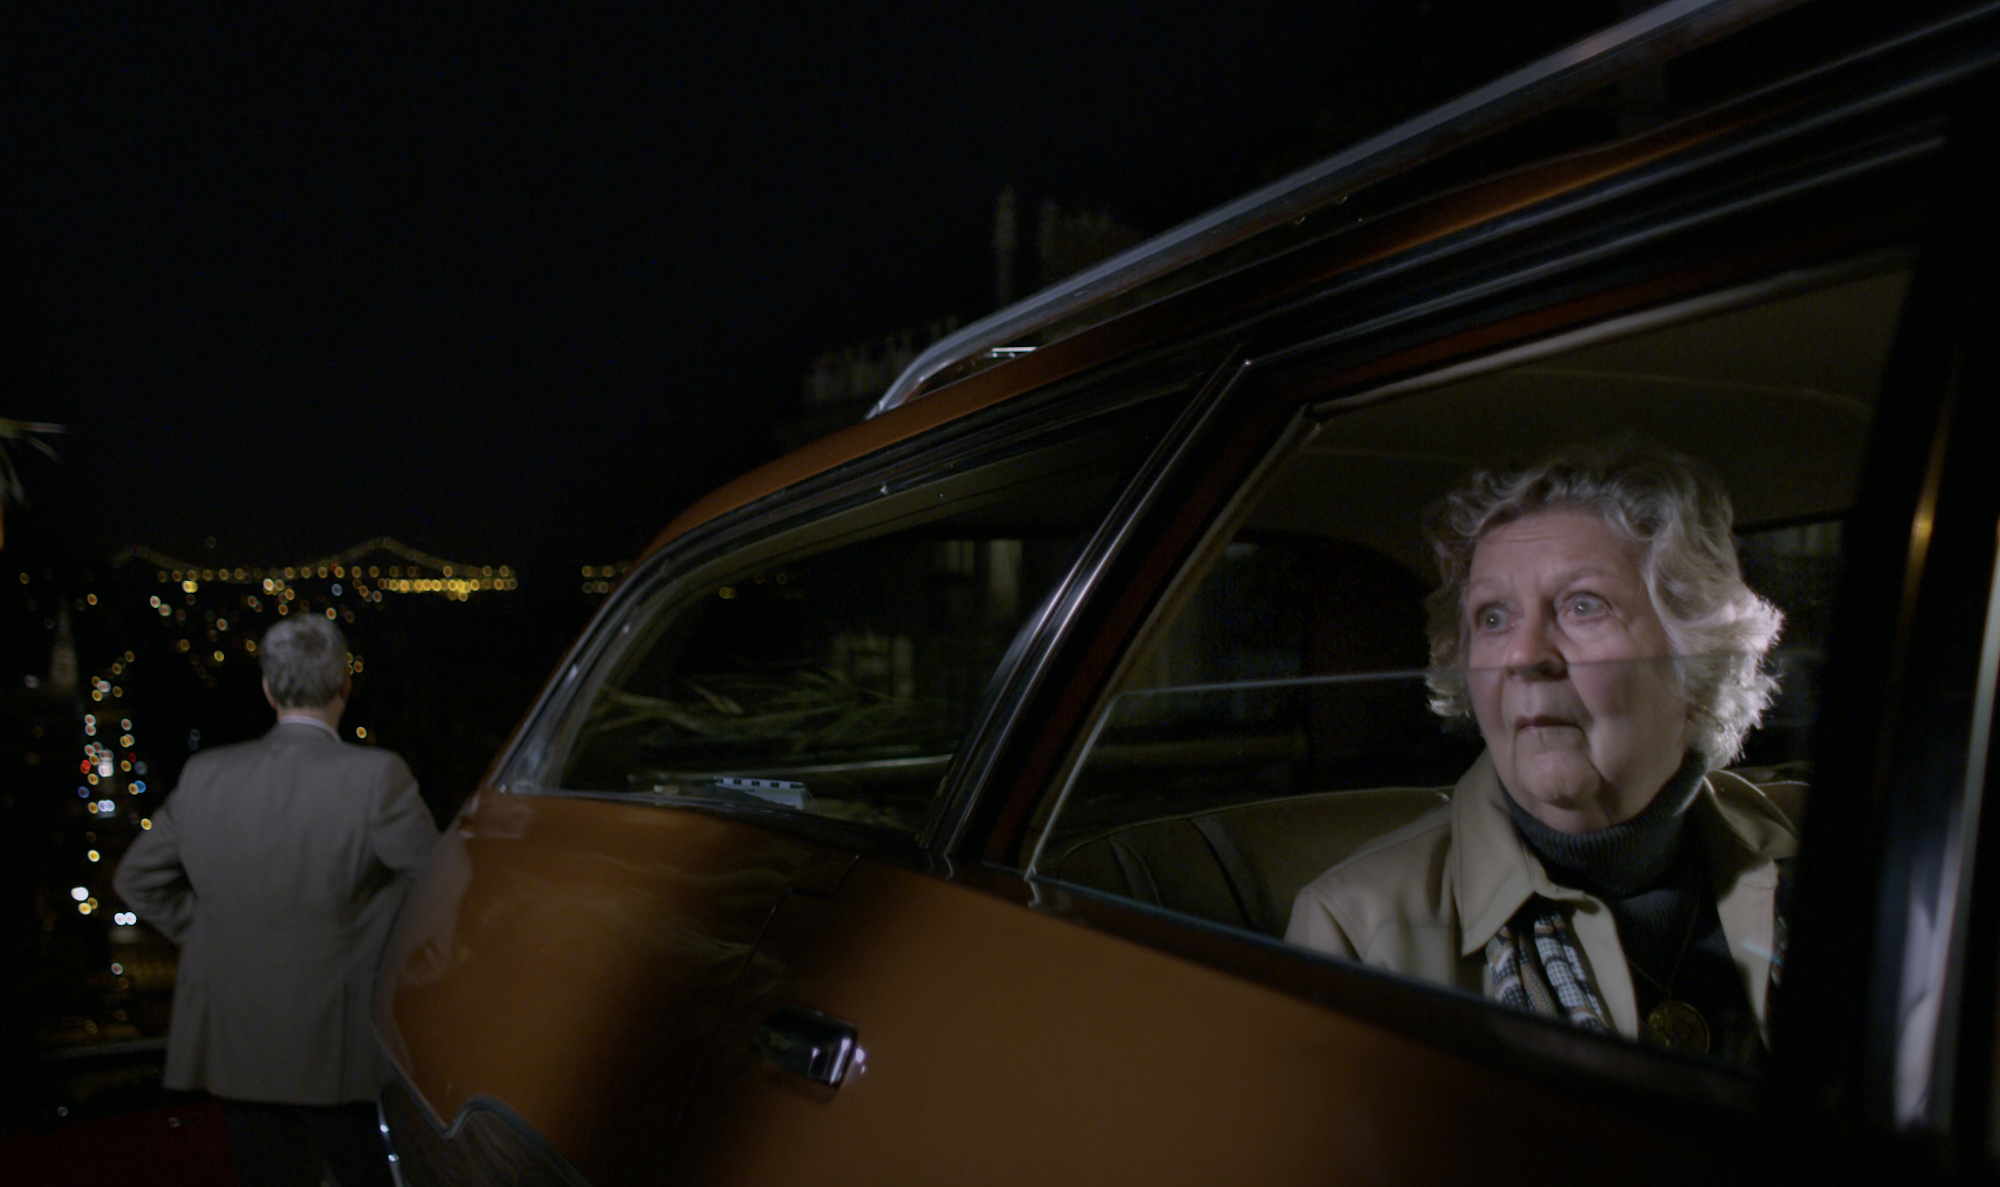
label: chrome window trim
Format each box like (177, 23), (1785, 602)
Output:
(379, 1077), (593, 1187)
(877, 0), (1996, 427)
(868, 0), (1808, 417)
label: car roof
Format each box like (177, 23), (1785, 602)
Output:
(644, 0), (1838, 559)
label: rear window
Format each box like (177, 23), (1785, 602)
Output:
(1030, 263), (1905, 1063)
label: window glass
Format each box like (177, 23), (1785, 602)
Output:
(1032, 266), (1906, 1061)
(557, 413), (1166, 835)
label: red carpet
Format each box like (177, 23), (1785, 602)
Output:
(0, 1101), (235, 1187)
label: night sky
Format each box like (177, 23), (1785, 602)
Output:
(10, 3), (1613, 571)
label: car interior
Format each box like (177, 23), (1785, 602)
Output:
(1028, 262), (1909, 958)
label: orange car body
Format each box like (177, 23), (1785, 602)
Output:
(377, 3), (2000, 1183)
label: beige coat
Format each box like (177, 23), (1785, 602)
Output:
(1285, 752), (1800, 1039)
(114, 721), (439, 1103)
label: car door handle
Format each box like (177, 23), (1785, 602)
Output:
(752, 1004), (857, 1087)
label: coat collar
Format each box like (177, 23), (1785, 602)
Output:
(273, 716), (341, 742)
(1450, 751), (1800, 959)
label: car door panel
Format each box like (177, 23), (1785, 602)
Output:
(674, 855), (1752, 1186)
(377, 790), (844, 1186)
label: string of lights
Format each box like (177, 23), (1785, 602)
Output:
(108, 538), (518, 687)
(578, 562), (630, 595)
(118, 536), (519, 600)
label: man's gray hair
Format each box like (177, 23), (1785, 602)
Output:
(260, 616), (350, 709)
(1422, 440), (1784, 766)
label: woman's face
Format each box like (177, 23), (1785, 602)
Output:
(1464, 510), (1689, 833)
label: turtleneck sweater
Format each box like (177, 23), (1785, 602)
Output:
(1504, 754), (1759, 1058)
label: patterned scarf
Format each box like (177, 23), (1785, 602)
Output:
(1486, 864), (1791, 1037)
(1485, 903), (1612, 1033)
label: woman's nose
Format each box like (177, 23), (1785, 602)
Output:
(1505, 610), (1565, 676)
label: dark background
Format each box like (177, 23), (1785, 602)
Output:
(7, 2), (1617, 566)
(3, 0), (1638, 832)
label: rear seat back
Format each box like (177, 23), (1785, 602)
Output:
(1044, 787), (1450, 937)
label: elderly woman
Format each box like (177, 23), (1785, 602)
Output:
(1287, 441), (1797, 1060)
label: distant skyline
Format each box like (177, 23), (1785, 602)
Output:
(10, 3), (1618, 566)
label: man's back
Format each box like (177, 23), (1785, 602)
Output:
(116, 720), (438, 1104)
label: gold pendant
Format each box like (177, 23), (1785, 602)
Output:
(1645, 999), (1711, 1055)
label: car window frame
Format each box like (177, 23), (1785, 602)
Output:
(1762, 73), (2000, 1161)
(486, 359), (1210, 860)
(923, 35), (1995, 1129)
(1002, 264), (1917, 1109)
(1021, 253), (1905, 877)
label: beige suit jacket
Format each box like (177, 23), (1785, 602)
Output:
(114, 720), (439, 1103)
(1285, 751), (1800, 1039)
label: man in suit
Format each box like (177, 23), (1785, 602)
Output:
(116, 615), (438, 1187)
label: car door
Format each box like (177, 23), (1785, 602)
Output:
(657, 20), (2000, 1187)
(376, 8), (2000, 1186)
(375, 361), (1204, 1185)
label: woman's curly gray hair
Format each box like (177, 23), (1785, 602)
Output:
(260, 616), (350, 709)
(1423, 440), (1784, 766)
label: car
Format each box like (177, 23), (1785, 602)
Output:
(374, 2), (2000, 1183)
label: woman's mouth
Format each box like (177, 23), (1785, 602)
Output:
(1516, 715), (1580, 731)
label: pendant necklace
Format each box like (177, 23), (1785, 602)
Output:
(1632, 904), (1710, 1055)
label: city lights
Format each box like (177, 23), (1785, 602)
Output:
(122, 539), (517, 602)
(580, 561), (629, 595)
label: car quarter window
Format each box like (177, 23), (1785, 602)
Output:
(1029, 263), (1909, 1063)
(543, 399), (1179, 837)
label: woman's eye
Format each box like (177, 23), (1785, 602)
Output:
(1475, 606), (1509, 631)
(1566, 594), (1606, 618)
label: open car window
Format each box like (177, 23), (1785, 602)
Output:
(1029, 263), (1907, 1062)
(544, 399), (1178, 837)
